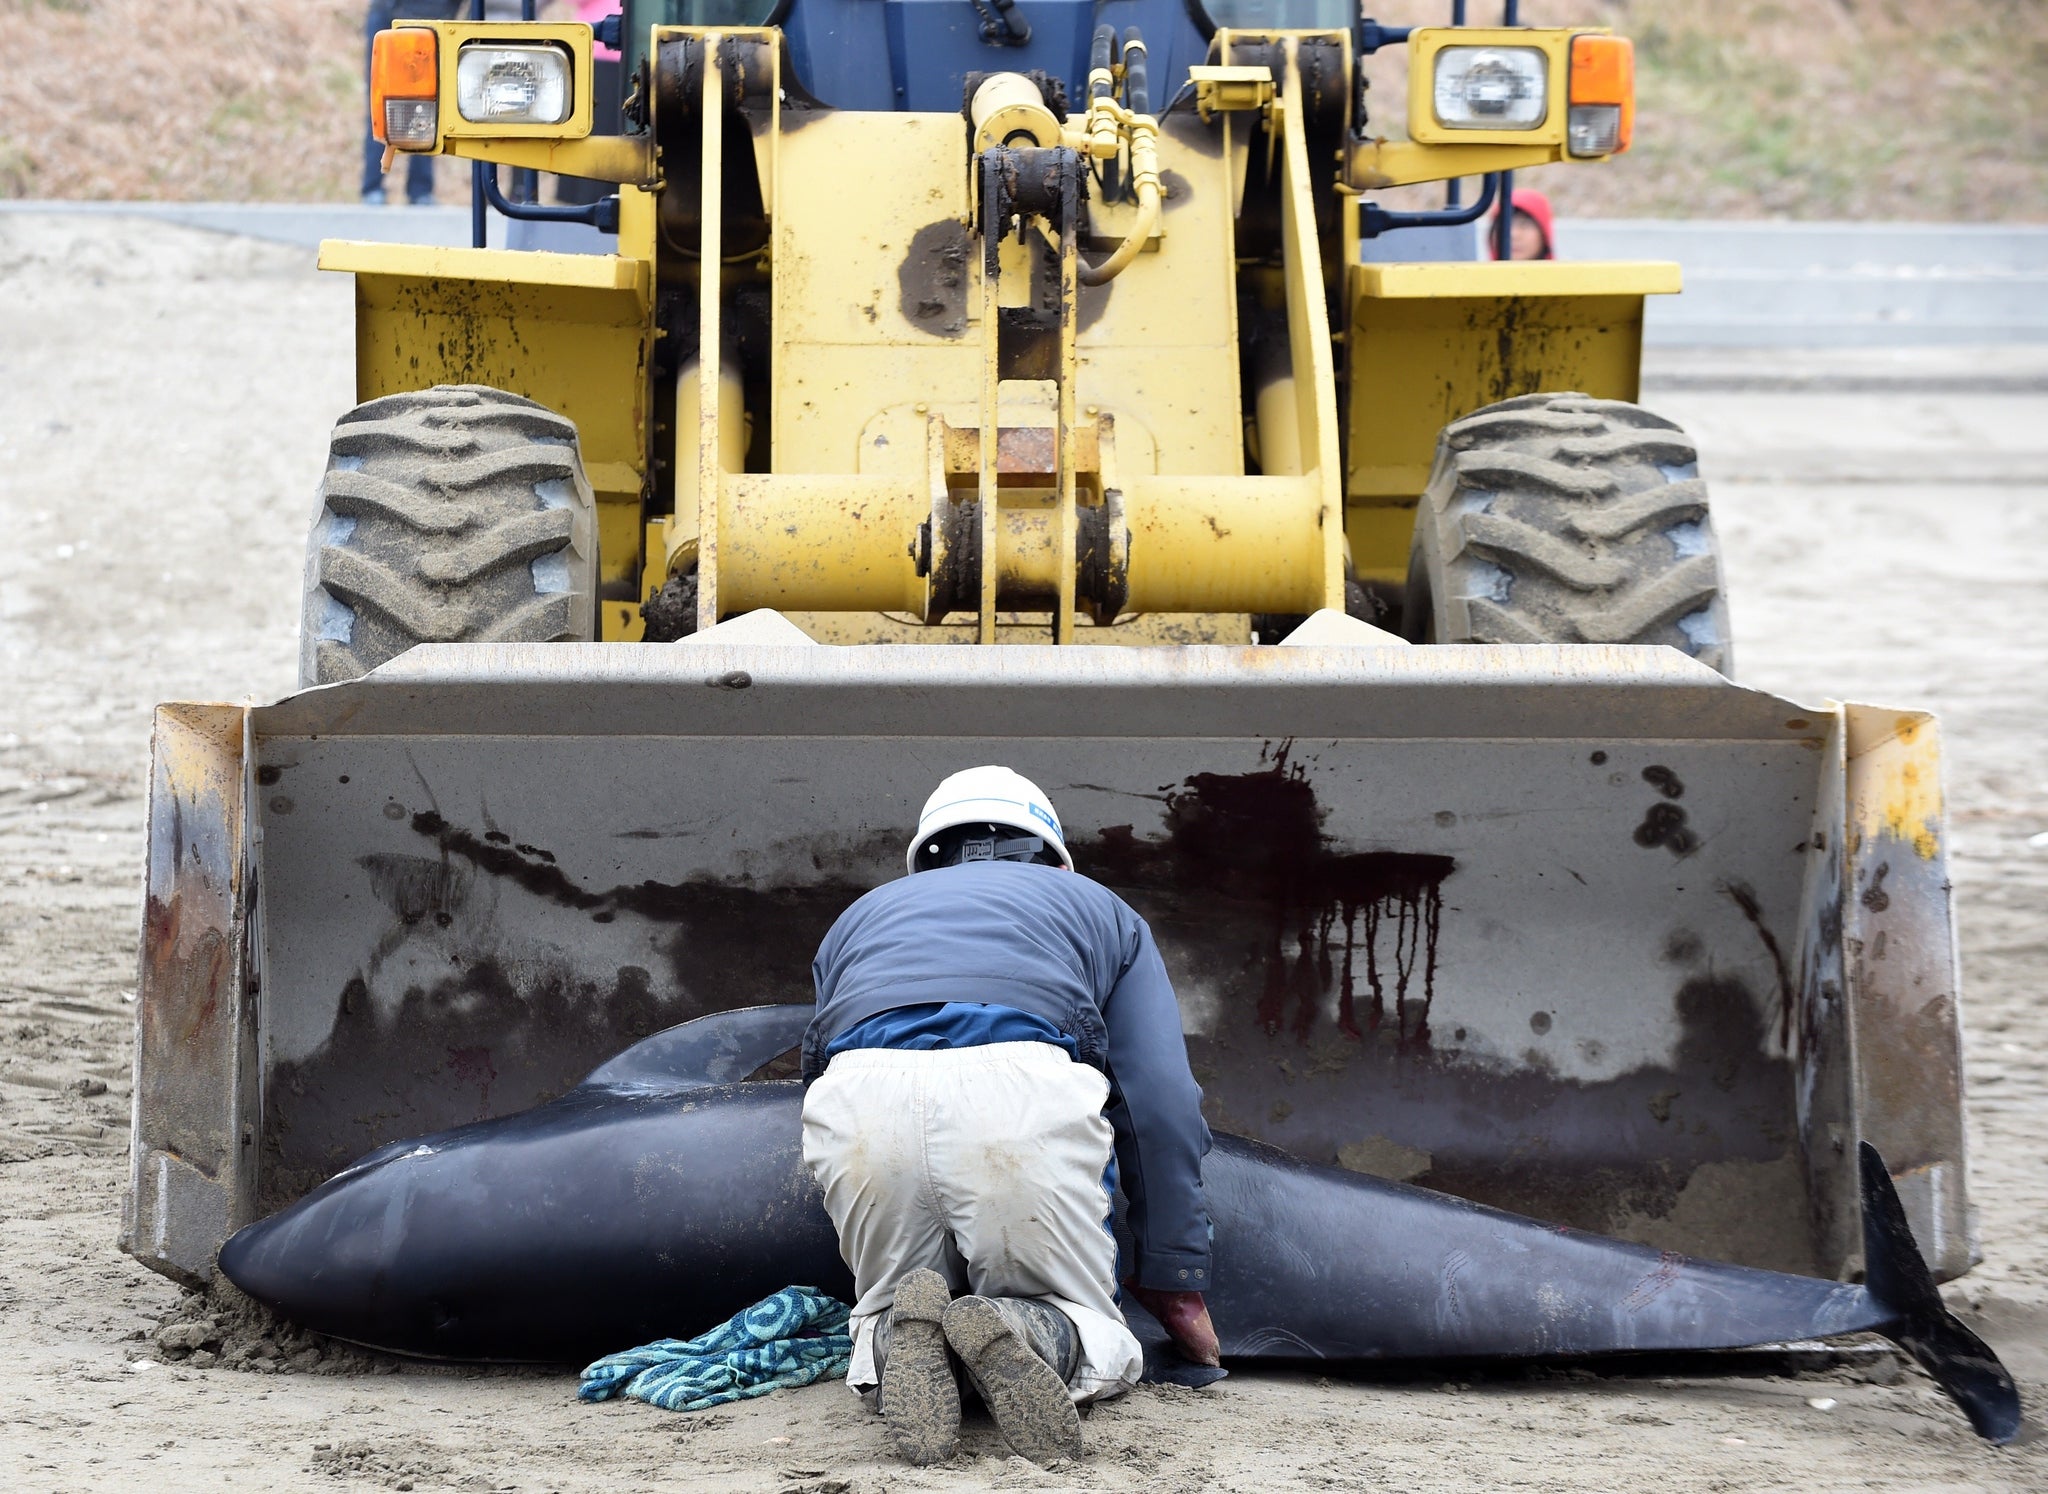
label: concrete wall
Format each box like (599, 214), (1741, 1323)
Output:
(0, 201), (488, 250)
(1368, 216), (2048, 345)
(1560, 219), (2048, 347)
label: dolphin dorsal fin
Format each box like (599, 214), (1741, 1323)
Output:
(577, 1005), (812, 1094)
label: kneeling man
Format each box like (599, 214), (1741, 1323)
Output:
(801, 766), (1219, 1464)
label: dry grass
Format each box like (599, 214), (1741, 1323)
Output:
(1361, 0), (2048, 220)
(0, 1), (367, 201)
(1, 0), (2043, 217)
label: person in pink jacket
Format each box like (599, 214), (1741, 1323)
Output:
(570, 0), (621, 60)
(1490, 186), (1558, 260)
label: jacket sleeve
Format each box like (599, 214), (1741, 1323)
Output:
(1101, 914), (1214, 1291)
(800, 913), (844, 1081)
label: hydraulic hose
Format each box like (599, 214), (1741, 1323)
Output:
(1075, 24), (1160, 285)
(1090, 24), (1122, 198)
(1121, 30), (1149, 115)
(1079, 109), (1160, 286)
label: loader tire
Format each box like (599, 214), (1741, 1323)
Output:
(298, 385), (598, 686)
(1402, 392), (1734, 676)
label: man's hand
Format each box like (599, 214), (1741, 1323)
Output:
(1126, 1283), (1221, 1366)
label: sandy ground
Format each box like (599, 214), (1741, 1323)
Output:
(1, 214), (2045, 1492)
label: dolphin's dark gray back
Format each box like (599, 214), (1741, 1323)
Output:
(1203, 1134), (1876, 1359)
(218, 1009), (2021, 1443)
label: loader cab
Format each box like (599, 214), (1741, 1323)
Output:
(619, 0), (1349, 112)
(609, 1), (1476, 260)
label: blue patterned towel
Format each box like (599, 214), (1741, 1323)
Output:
(578, 1286), (853, 1412)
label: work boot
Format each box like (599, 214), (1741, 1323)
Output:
(941, 1295), (1083, 1464)
(879, 1269), (960, 1465)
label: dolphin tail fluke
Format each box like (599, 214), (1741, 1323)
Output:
(1859, 1142), (2022, 1444)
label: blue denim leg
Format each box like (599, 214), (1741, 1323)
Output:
(360, 0), (398, 196)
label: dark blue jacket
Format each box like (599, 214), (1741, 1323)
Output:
(804, 861), (1213, 1291)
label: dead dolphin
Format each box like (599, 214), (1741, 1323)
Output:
(218, 1006), (2021, 1442)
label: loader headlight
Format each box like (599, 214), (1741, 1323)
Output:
(456, 43), (572, 126)
(1432, 46), (1548, 130)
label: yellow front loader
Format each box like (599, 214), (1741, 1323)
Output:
(126, 1), (1976, 1304)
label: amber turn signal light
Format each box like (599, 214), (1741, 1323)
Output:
(372, 27), (440, 148)
(1567, 34), (1634, 157)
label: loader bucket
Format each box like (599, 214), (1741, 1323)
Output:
(123, 623), (1974, 1291)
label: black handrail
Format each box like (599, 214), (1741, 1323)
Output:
(1354, 22), (1412, 55)
(467, 1), (593, 246)
(483, 164), (620, 233)
(471, 0), (489, 247)
(1359, 171), (1498, 240)
(1447, 0), (1467, 204)
(1494, 0), (1519, 259)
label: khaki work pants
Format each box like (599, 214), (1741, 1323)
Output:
(800, 1041), (1145, 1404)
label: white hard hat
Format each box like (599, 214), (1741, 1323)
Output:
(907, 765), (1073, 874)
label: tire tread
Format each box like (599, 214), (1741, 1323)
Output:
(299, 385), (596, 684)
(1406, 391), (1733, 675)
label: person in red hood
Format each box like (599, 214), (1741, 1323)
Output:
(1492, 187), (1557, 260)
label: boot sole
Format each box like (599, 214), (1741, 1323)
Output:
(943, 1296), (1083, 1465)
(882, 1270), (960, 1466)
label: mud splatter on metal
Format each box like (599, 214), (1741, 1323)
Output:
(898, 219), (971, 338)
(1080, 744), (1455, 1048)
(1721, 879), (1797, 1049)
(260, 815), (876, 1209)
(1634, 801), (1699, 855)
(1642, 765), (1685, 799)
